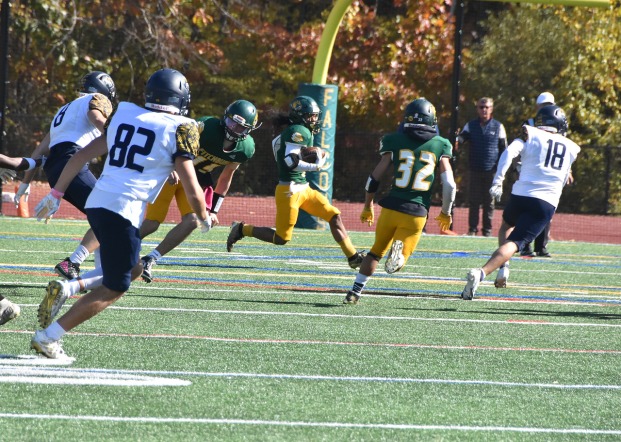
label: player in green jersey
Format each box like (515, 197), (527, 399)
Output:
(226, 95), (366, 269)
(343, 98), (457, 304)
(139, 99), (259, 282)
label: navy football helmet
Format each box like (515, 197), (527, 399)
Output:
(534, 105), (568, 135)
(289, 96), (321, 135)
(403, 98), (437, 130)
(79, 71), (116, 102)
(144, 68), (191, 116)
(223, 100), (261, 141)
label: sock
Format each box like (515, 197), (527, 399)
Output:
(78, 267), (104, 292)
(479, 268), (486, 280)
(351, 272), (370, 294)
(338, 237), (357, 258)
(242, 224), (253, 237)
(70, 245), (90, 265)
(94, 249), (101, 269)
(147, 250), (162, 262)
(45, 321), (66, 341)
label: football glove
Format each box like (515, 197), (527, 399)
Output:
(489, 184), (503, 202)
(360, 206), (374, 226)
(14, 183), (30, 207)
(435, 211), (452, 231)
(201, 216), (213, 233)
(0, 168), (16, 184)
(35, 192), (62, 222)
(315, 151), (327, 170)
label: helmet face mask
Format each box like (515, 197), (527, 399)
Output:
(289, 96), (321, 135)
(223, 100), (261, 141)
(79, 71), (116, 102)
(402, 98), (437, 132)
(534, 105), (568, 135)
(144, 68), (191, 116)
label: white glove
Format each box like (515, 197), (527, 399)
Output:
(489, 184), (503, 202)
(35, 192), (62, 222)
(315, 151), (327, 170)
(14, 183), (30, 207)
(201, 217), (212, 233)
(0, 168), (16, 184)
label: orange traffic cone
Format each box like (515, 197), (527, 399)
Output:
(15, 184), (29, 218)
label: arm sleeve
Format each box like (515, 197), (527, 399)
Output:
(440, 169), (456, 214)
(493, 138), (524, 186)
(174, 122), (200, 160)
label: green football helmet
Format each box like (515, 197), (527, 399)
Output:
(223, 99), (261, 141)
(289, 96), (322, 135)
(403, 98), (437, 130)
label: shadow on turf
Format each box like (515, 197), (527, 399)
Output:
(127, 292), (341, 309)
(483, 307), (621, 321)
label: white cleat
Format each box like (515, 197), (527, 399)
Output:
(462, 268), (483, 300)
(31, 330), (74, 361)
(0, 298), (20, 326)
(385, 240), (405, 274)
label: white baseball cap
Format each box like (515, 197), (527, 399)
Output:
(536, 92), (555, 105)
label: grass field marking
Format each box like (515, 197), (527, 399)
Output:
(105, 306), (621, 329)
(0, 413), (620, 434)
(38, 366), (621, 391)
(0, 354), (74, 366)
(0, 366), (190, 387)
(3, 329), (621, 354)
(5, 303), (621, 329)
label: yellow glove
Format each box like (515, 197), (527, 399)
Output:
(435, 211), (452, 231)
(360, 206), (374, 226)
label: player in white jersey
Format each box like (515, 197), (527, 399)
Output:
(461, 105), (580, 300)
(31, 68), (212, 360)
(19, 71), (116, 280)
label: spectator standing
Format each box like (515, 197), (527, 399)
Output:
(457, 97), (507, 236)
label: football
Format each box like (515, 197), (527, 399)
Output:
(300, 146), (323, 163)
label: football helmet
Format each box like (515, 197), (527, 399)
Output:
(403, 98), (437, 130)
(289, 96), (321, 135)
(79, 71), (116, 102)
(534, 105), (568, 135)
(144, 68), (191, 116)
(222, 100), (261, 141)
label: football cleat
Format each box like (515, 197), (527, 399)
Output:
(462, 268), (483, 300)
(494, 266), (510, 288)
(537, 248), (551, 257)
(141, 255), (155, 283)
(31, 330), (74, 361)
(347, 250), (366, 269)
(385, 240), (405, 274)
(227, 221), (245, 252)
(55, 257), (81, 280)
(38, 280), (71, 329)
(343, 291), (361, 305)
(0, 298), (20, 326)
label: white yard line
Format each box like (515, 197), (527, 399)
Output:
(0, 413), (619, 435)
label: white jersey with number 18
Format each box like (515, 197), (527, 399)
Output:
(499, 125), (580, 208)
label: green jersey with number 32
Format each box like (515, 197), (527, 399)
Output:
(380, 132), (452, 211)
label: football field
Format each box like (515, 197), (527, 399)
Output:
(1, 217), (621, 441)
